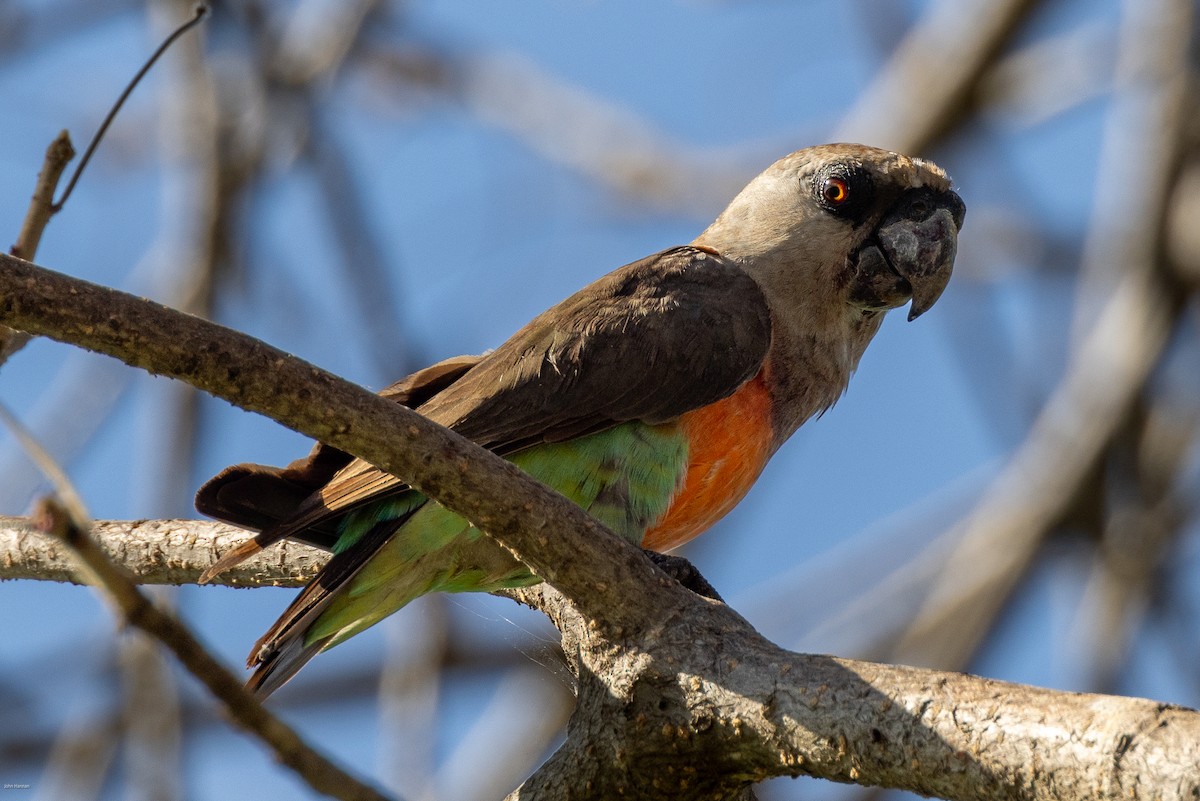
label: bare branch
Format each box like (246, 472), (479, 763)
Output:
(2, 130), (76, 363)
(10, 130), (75, 262)
(0, 251), (668, 633)
(51, 5), (210, 213)
(3, 5), (205, 367)
(834, 0), (1041, 153)
(0, 515), (319, 587)
(32, 499), (396, 801)
(891, 0), (1194, 669)
(8, 514), (1199, 799)
(515, 577), (1200, 800)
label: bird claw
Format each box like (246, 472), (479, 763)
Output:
(643, 550), (726, 602)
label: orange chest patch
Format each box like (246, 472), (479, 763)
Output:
(641, 370), (775, 552)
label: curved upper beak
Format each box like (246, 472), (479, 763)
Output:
(876, 188), (965, 321)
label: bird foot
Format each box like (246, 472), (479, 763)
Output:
(643, 551), (725, 602)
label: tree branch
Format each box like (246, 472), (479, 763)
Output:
(5, 514), (1199, 800)
(2, 130), (75, 363)
(834, 0), (1040, 153)
(0, 514), (319, 586)
(513, 580), (1200, 801)
(30, 500), (394, 801)
(10, 129), (75, 262)
(3, 252), (1198, 798)
(0, 250), (671, 634)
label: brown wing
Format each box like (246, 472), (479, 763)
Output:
(419, 246), (773, 447)
(198, 246), (772, 579)
(196, 353), (483, 537)
(194, 355), (482, 578)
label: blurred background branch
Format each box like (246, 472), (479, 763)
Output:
(1, 0), (1197, 799)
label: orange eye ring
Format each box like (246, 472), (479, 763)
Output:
(822, 176), (850, 205)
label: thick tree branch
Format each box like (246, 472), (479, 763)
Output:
(5, 515), (1199, 800)
(3, 251), (1198, 798)
(0, 251), (676, 636)
(512, 579), (1200, 801)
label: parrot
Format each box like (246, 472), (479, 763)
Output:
(195, 143), (965, 698)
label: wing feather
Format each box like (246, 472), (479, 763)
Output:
(200, 245), (772, 577)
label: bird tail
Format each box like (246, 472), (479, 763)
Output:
(241, 516), (406, 698)
(245, 635), (330, 699)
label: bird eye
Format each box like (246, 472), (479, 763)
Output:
(822, 176), (850, 205)
(814, 165), (873, 220)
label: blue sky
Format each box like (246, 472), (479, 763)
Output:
(1, 1), (1196, 799)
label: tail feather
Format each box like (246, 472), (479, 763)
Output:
(198, 537), (265, 584)
(241, 517), (406, 697)
(246, 635), (329, 699)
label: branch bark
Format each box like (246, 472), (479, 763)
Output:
(29, 500), (395, 801)
(0, 250), (667, 634)
(0, 515), (319, 587)
(3, 255), (1199, 798)
(513, 580), (1200, 801)
(4, 514), (1198, 800)
(3, 129), (75, 363)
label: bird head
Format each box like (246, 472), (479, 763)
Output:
(695, 143), (965, 323)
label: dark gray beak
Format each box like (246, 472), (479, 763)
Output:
(876, 188), (965, 321)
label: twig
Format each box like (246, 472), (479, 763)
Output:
(2, 132), (76, 362)
(51, 4), (210, 213)
(2, 5), (209, 368)
(0, 402), (91, 526)
(10, 130), (75, 261)
(32, 498), (398, 801)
